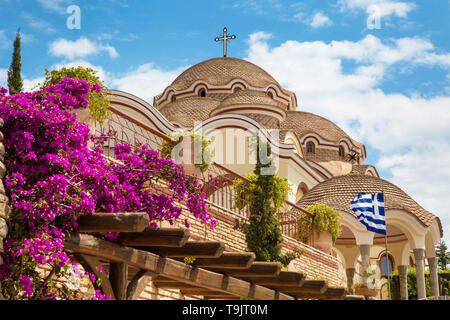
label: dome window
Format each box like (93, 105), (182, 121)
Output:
(306, 142), (315, 154)
(338, 146), (345, 158)
(233, 87), (242, 93)
(267, 91), (274, 99)
(198, 88), (206, 97)
(171, 95), (177, 103)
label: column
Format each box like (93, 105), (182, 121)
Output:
(427, 257), (439, 297)
(359, 244), (371, 277)
(413, 248), (426, 299)
(346, 268), (355, 294)
(398, 265), (408, 300)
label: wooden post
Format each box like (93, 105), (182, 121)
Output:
(109, 262), (128, 300)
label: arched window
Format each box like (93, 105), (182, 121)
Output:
(198, 88), (206, 97)
(267, 91), (274, 99)
(338, 146), (345, 159)
(380, 253), (394, 275)
(306, 142), (315, 154)
(233, 87), (242, 93)
(171, 95), (177, 103)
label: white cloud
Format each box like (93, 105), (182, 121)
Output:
(110, 63), (186, 102)
(50, 60), (110, 83)
(21, 13), (56, 33)
(49, 37), (119, 60)
(246, 32), (450, 244)
(0, 68), (7, 88)
(37, 0), (69, 14)
(310, 12), (333, 28)
(338, 0), (416, 18)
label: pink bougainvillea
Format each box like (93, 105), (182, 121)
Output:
(0, 78), (216, 300)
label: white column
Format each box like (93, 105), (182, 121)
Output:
(346, 268), (355, 294)
(398, 265), (408, 300)
(413, 248), (426, 299)
(359, 244), (371, 284)
(427, 257), (439, 297)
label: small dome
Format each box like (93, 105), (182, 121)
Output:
(281, 111), (360, 145)
(170, 57), (280, 91)
(296, 173), (441, 233)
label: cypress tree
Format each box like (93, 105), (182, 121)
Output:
(7, 28), (23, 95)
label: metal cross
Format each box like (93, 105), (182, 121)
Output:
(215, 27), (236, 57)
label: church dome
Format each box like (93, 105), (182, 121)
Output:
(281, 111), (357, 144)
(159, 96), (220, 128)
(210, 89), (287, 127)
(217, 89), (285, 110)
(170, 57), (281, 91)
(296, 173), (442, 235)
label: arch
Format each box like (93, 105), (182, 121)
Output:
(107, 89), (177, 135)
(385, 210), (427, 250)
(378, 252), (395, 275)
(283, 131), (303, 157)
(295, 182), (309, 202)
(198, 88), (206, 97)
(231, 81), (246, 93)
(339, 211), (375, 245)
(425, 219), (442, 258)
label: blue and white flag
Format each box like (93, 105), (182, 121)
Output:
(350, 193), (386, 235)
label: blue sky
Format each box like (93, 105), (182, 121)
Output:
(0, 0), (450, 243)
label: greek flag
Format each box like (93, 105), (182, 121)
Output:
(350, 193), (386, 235)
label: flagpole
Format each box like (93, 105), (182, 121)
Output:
(385, 230), (391, 300)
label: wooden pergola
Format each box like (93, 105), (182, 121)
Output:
(63, 212), (361, 300)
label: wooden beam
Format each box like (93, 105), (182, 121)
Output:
(292, 287), (346, 300)
(240, 271), (305, 287)
(204, 296), (241, 300)
(153, 279), (199, 289)
(344, 295), (365, 300)
(209, 262), (282, 278)
(109, 262), (128, 300)
(127, 270), (157, 300)
(193, 252), (255, 269)
(77, 212), (149, 233)
(118, 228), (190, 247)
(76, 254), (116, 300)
(180, 288), (237, 297)
(65, 233), (294, 300)
(142, 241), (225, 258)
(275, 280), (328, 295)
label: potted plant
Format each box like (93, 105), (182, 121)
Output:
(297, 203), (341, 255)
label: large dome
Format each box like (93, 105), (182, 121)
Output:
(170, 57), (281, 91)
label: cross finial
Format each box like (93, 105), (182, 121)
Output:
(215, 27), (236, 57)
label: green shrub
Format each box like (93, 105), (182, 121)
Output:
(41, 66), (110, 124)
(297, 203), (342, 244)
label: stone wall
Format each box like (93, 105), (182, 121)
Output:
(0, 118), (8, 300)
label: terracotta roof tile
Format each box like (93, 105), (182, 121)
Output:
(159, 97), (220, 128)
(170, 57), (281, 91)
(219, 89), (286, 109)
(280, 111), (363, 149)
